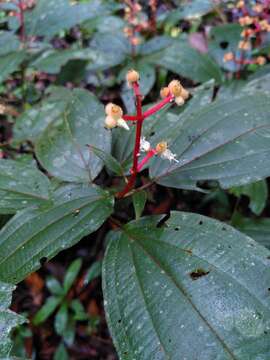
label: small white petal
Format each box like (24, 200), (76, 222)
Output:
(161, 149), (179, 163)
(175, 96), (185, 106)
(140, 137), (151, 152)
(117, 118), (130, 130)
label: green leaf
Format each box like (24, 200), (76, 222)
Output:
(0, 184), (114, 284)
(84, 260), (102, 285)
(33, 296), (61, 325)
(132, 191), (147, 220)
(103, 212), (270, 360)
(70, 299), (89, 321)
(25, 0), (112, 39)
(230, 180), (268, 215)
(0, 159), (52, 214)
(150, 94), (270, 190)
(146, 40), (223, 83)
(89, 145), (125, 177)
(0, 32), (20, 56)
(55, 302), (68, 336)
(13, 87), (73, 143)
(46, 277), (64, 296)
(0, 281), (25, 357)
(53, 343), (69, 360)
(208, 24), (242, 72)
(0, 51), (26, 84)
(169, 0), (214, 21)
(36, 88), (111, 183)
(63, 259), (82, 294)
(235, 217), (270, 250)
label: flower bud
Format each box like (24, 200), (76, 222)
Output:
(180, 88), (189, 100)
(126, 69), (140, 86)
(168, 80), (183, 97)
(160, 87), (170, 98)
(175, 96), (185, 106)
(223, 52), (234, 62)
(105, 116), (117, 129)
(105, 103), (123, 120)
(256, 56), (266, 65)
(156, 141), (168, 154)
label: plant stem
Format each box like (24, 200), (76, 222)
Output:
(142, 95), (173, 119)
(18, 0), (26, 43)
(117, 82), (143, 198)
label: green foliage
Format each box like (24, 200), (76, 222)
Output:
(103, 212), (270, 359)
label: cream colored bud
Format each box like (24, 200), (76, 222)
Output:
(156, 141), (168, 154)
(105, 103), (123, 120)
(126, 69), (140, 86)
(223, 52), (234, 62)
(180, 88), (189, 100)
(175, 96), (185, 106)
(256, 56), (266, 65)
(0, 104), (6, 115)
(168, 80), (183, 97)
(160, 87), (170, 98)
(105, 116), (117, 129)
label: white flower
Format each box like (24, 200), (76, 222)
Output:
(160, 149), (179, 163)
(140, 137), (151, 152)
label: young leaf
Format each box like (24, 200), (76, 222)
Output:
(0, 184), (114, 284)
(63, 259), (82, 294)
(84, 260), (102, 285)
(33, 296), (61, 325)
(55, 302), (68, 336)
(230, 180), (268, 216)
(150, 94), (270, 190)
(0, 51), (26, 84)
(46, 277), (64, 297)
(0, 159), (52, 214)
(89, 145), (125, 177)
(132, 191), (147, 220)
(53, 342), (69, 360)
(103, 212), (270, 359)
(36, 89), (111, 183)
(0, 281), (25, 357)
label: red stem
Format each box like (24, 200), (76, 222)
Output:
(142, 95), (173, 119)
(117, 82), (143, 197)
(17, 0), (25, 42)
(123, 114), (139, 121)
(137, 149), (156, 172)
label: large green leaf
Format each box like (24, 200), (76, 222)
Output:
(150, 94), (270, 190)
(0, 51), (26, 84)
(36, 88), (111, 182)
(236, 217), (270, 250)
(103, 212), (270, 360)
(0, 281), (25, 357)
(145, 40), (223, 83)
(0, 184), (114, 284)
(13, 87), (70, 143)
(0, 32), (20, 56)
(25, 0), (112, 39)
(0, 159), (51, 214)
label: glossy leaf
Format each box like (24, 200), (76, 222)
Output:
(84, 260), (102, 285)
(0, 51), (26, 84)
(33, 296), (62, 325)
(103, 212), (270, 360)
(0, 32), (20, 56)
(230, 180), (268, 215)
(0, 184), (114, 284)
(0, 281), (25, 357)
(132, 191), (147, 219)
(25, 0), (112, 39)
(236, 217), (270, 250)
(36, 88), (111, 182)
(150, 94), (270, 190)
(0, 159), (51, 214)
(146, 40), (223, 83)
(63, 259), (82, 293)
(55, 302), (68, 336)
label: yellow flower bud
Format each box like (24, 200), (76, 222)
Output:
(223, 52), (234, 62)
(256, 56), (266, 65)
(160, 87), (170, 98)
(238, 40), (250, 51)
(180, 88), (189, 100)
(168, 80), (183, 97)
(105, 103), (123, 120)
(126, 69), (140, 86)
(105, 116), (117, 129)
(156, 141), (168, 154)
(175, 96), (185, 106)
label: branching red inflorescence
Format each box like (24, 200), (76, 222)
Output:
(104, 70), (189, 198)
